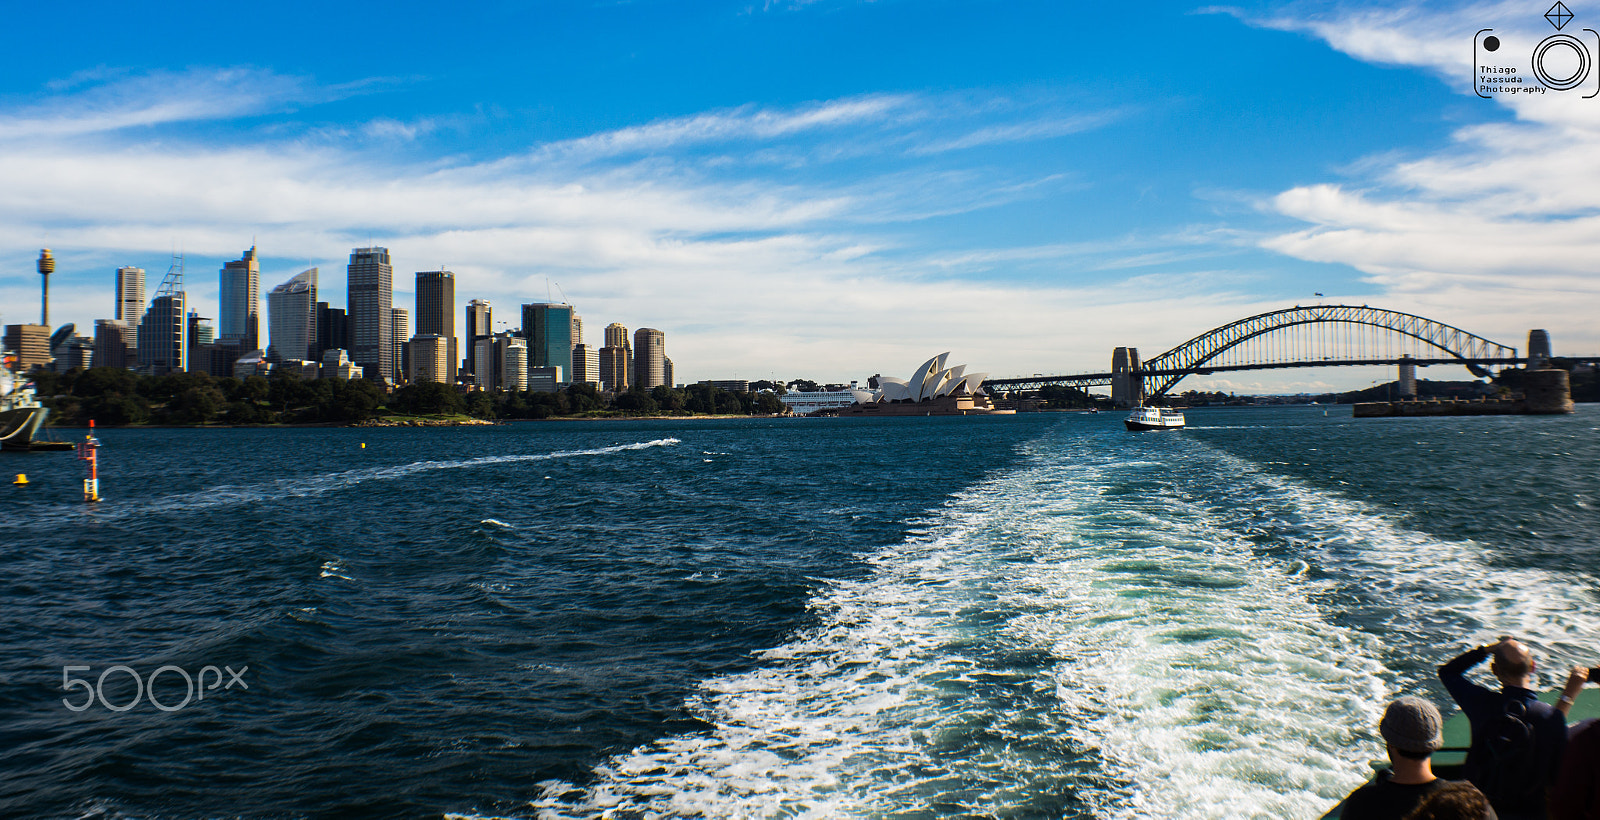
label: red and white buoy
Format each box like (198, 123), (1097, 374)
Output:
(76, 419), (101, 503)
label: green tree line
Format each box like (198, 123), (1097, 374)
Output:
(30, 368), (788, 426)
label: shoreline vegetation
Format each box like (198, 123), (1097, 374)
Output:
(27, 367), (790, 428)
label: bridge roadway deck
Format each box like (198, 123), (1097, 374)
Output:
(983, 357), (1530, 391)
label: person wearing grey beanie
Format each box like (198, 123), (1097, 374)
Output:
(1336, 697), (1498, 820)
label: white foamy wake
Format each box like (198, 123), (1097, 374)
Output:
(531, 438), (1400, 819)
(92, 438), (681, 521)
(1189, 446), (1600, 683)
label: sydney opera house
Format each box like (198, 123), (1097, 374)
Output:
(830, 353), (1014, 416)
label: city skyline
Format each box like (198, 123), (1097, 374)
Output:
(0, 3), (1596, 390)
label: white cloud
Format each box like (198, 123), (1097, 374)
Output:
(1225, 2), (1600, 356)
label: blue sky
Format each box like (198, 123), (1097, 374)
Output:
(0, 0), (1593, 389)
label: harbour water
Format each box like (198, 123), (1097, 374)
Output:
(2, 407), (1597, 818)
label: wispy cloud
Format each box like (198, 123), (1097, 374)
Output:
(0, 67), (374, 140)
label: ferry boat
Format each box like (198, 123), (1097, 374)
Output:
(1124, 406), (1185, 431)
(0, 367), (51, 451)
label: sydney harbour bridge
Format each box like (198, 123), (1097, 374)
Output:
(981, 305), (1590, 407)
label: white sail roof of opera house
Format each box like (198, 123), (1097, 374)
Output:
(875, 353), (988, 402)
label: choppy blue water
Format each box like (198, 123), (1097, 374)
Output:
(2, 408), (1597, 819)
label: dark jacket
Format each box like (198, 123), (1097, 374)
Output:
(1441, 646), (1568, 820)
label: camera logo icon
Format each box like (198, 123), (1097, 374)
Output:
(1474, 2), (1600, 98)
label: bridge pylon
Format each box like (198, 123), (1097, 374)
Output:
(1111, 347), (1141, 408)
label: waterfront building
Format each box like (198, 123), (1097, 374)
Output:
(827, 353), (1010, 416)
(473, 336), (498, 390)
(599, 345), (629, 392)
(521, 303), (574, 380)
(218, 246), (261, 352)
(320, 348), (363, 380)
(465, 299), (491, 377)
(1529, 329), (1553, 368)
(572, 343), (600, 386)
(186, 312), (215, 374)
(347, 247), (394, 384)
(268, 268), (318, 362)
(115, 266), (145, 337)
(632, 327), (665, 390)
(408, 334), (451, 384)
(502, 335), (528, 392)
(779, 387), (877, 415)
(316, 302), (348, 359)
(664, 357), (674, 389)
(391, 307), (409, 385)
(415, 270), (456, 382)
(3, 324), (51, 373)
(52, 335), (93, 373)
(528, 365), (561, 393)
(93, 319), (132, 370)
(137, 294), (186, 375)
(703, 379), (750, 393)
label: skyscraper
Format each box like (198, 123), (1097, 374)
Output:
(408, 334), (450, 384)
(93, 319), (131, 370)
(219, 246), (260, 352)
(316, 302), (349, 358)
(502, 335), (528, 392)
(632, 327), (665, 390)
(572, 343), (599, 386)
(268, 268), (318, 362)
(600, 321), (631, 392)
(137, 257), (187, 375)
(521, 303), (573, 383)
(347, 247), (394, 383)
(571, 313), (583, 346)
(116, 266), (145, 336)
(415, 270), (456, 382)
(465, 299), (491, 377)
(391, 307), (409, 384)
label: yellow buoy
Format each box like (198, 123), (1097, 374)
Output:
(361, 443), (366, 449)
(12, 473), (27, 485)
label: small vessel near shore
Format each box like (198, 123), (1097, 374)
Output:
(1124, 406), (1185, 431)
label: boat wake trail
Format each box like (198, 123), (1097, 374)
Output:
(531, 434), (1391, 819)
(42, 438), (681, 524)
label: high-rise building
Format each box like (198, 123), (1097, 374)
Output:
(268, 268), (318, 362)
(663, 357), (674, 389)
(571, 313), (583, 346)
(391, 307), (409, 384)
(599, 346), (629, 392)
(316, 302), (349, 358)
(521, 303), (573, 382)
(137, 256), (187, 375)
(137, 295), (186, 374)
(52, 335), (93, 373)
(528, 366), (561, 393)
(2, 324), (50, 373)
(632, 327), (665, 390)
(347, 247), (394, 383)
(219, 246), (261, 352)
(465, 299), (491, 377)
(187, 312), (216, 374)
(502, 335), (528, 392)
(93, 320), (132, 370)
(116, 266), (145, 336)
(408, 334), (450, 384)
(600, 321), (631, 392)
(415, 270), (456, 382)
(572, 343), (600, 386)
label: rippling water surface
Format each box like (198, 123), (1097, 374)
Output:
(2, 408), (1597, 819)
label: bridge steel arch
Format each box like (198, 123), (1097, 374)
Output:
(1140, 305), (1519, 399)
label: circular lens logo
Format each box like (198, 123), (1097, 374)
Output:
(1534, 33), (1591, 89)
